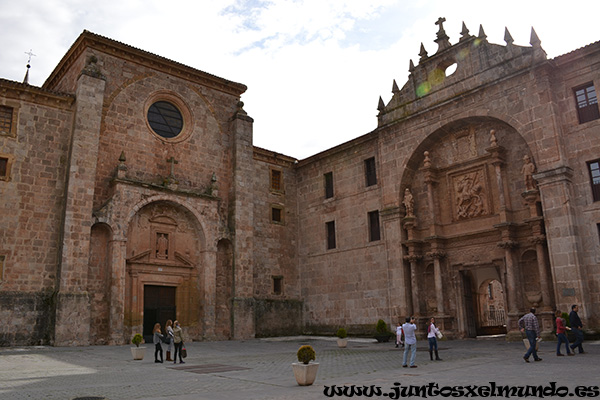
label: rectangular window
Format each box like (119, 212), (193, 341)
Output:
(271, 206), (283, 224)
(368, 210), (381, 241)
(0, 255), (5, 282)
(270, 169), (282, 191)
(364, 157), (377, 187)
(574, 83), (600, 124)
(588, 159), (600, 202)
(324, 172), (334, 199)
(0, 106), (13, 135)
(273, 276), (283, 295)
(0, 156), (12, 181)
(326, 220), (336, 250)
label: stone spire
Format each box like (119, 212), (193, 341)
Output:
(478, 25), (487, 40)
(392, 79), (400, 94)
(419, 43), (428, 62)
(377, 96), (385, 113)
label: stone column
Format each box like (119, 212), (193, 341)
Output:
(498, 240), (520, 335)
(404, 255), (422, 316)
(427, 251), (446, 314)
(530, 235), (552, 311)
(422, 152), (440, 237)
(109, 238), (127, 345)
(381, 207), (409, 320)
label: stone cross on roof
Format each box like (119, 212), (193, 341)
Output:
(434, 17), (451, 53)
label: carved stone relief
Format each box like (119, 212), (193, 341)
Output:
(451, 168), (489, 220)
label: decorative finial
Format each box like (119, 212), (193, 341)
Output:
(460, 22), (470, 41)
(409, 59), (415, 72)
(504, 27), (514, 46)
(423, 151), (432, 168)
(377, 96), (385, 112)
(419, 43), (428, 61)
(530, 27), (541, 47)
(478, 25), (487, 40)
(119, 151), (126, 162)
(392, 80), (400, 94)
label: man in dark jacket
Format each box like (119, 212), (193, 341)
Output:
(569, 304), (585, 354)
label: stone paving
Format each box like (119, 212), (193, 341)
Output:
(0, 337), (598, 399)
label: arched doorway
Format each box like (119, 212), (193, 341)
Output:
(477, 279), (507, 335)
(125, 200), (203, 340)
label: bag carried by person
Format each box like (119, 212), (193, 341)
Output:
(181, 344), (187, 358)
(436, 330), (443, 339)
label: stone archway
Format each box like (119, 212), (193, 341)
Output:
(399, 116), (552, 337)
(477, 279), (507, 335)
(125, 201), (203, 340)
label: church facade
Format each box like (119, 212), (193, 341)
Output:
(1, 21), (598, 346)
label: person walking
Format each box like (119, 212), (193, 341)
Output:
(519, 308), (542, 362)
(401, 316), (418, 368)
(555, 310), (573, 356)
(172, 320), (185, 364)
(395, 322), (403, 348)
(153, 323), (164, 363)
(569, 304), (585, 354)
(427, 317), (442, 361)
(165, 319), (174, 361)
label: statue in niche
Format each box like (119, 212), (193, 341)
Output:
(489, 129), (498, 146)
(403, 188), (415, 217)
(521, 155), (537, 191)
(156, 233), (169, 259)
(455, 172), (486, 219)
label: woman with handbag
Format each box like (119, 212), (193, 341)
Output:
(172, 320), (185, 364)
(427, 317), (443, 361)
(165, 320), (174, 361)
(153, 323), (164, 363)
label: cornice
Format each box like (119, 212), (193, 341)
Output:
(43, 30), (247, 97)
(0, 78), (74, 110)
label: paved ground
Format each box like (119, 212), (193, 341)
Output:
(0, 336), (598, 399)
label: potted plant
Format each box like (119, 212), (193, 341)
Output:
(374, 319), (392, 343)
(292, 345), (319, 386)
(130, 333), (146, 360)
(336, 328), (348, 348)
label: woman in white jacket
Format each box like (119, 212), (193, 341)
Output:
(427, 317), (442, 361)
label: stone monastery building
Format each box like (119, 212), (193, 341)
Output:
(1, 19), (599, 346)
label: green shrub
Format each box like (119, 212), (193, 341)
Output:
(376, 319), (388, 335)
(297, 345), (316, 364)
(336, 328), (347, 338)
(131, 333), (143, 347)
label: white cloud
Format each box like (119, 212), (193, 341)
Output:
(1, 0), (599, 159)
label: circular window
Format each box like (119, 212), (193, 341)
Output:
(147, 101), (183, 138)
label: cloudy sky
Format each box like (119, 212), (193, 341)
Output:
(1, 0), (598, 159)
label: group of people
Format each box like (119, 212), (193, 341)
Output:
(152, 319), (186, 364)
(518, 304), (585, 363)
(395, 316), (443, 368)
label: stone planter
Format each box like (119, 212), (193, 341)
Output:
(131, 346), (146, 360)
(337, 338), (348, 348)
(292, 362), (319, 386)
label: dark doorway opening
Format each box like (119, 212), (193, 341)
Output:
(143, 285), (176, 343)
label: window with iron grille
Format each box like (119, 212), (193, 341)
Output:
(574, 83), (600, 124)
(147, 101), (183, 138)
(0, 106), (13, 136)
(368, 210), (381, 241)
(324, 172), (334, 199)
(271, 206), (283, 224)
(270, 169), (282, 191)
(326, 220), (336, 250)
(364, 157), (377, 187)
(588, 159), (600, 201)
